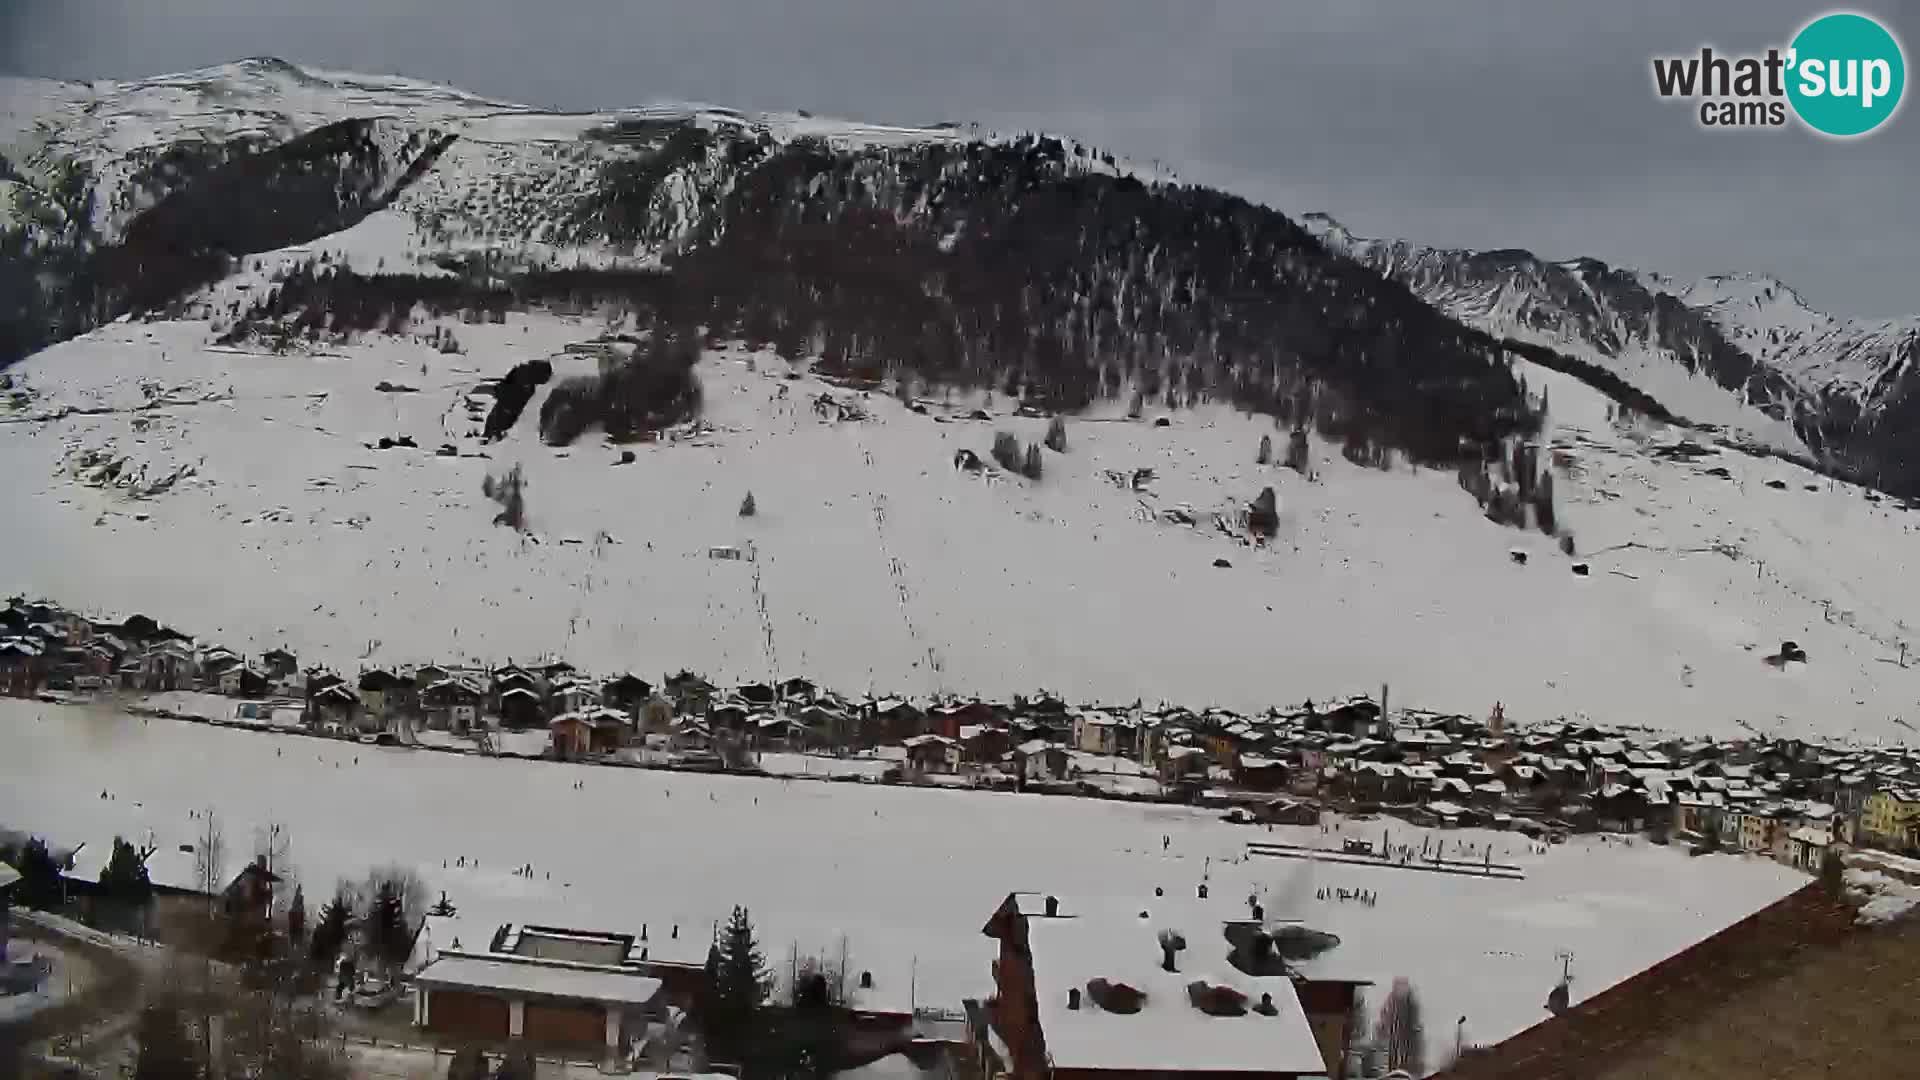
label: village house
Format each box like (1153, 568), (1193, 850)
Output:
(903, 733), (961, 776)
(309, 683), (361, 729)
(602, 673), (653, 715)
(138, 640), (198, 692)
(550, 712), (594, 759)
(218, 664), (269, 698)
(1010, 740), (1070, 786)
(499, 686), (547, 729)
(0, 637), (47, 697)
(960, 724), (1013, 767)
(260, 648), (298, 680)
(664, 671), (716, 714)
(551, 680), (601, 717)
(414, 928), (669, 1054)
(866, 697), (926, 744)
(1861, 787), (1920, 851)
(778, 676), (817, 706)
(422, 677), (483, 733)
(981, 892), (1341, 1080)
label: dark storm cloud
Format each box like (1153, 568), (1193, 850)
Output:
(4, 0), (1913, 316)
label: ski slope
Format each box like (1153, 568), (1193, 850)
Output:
(4, 307), (1919, 741)
(0, 699), (1807, 1066)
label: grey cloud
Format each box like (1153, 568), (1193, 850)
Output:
(3, 0), (1913, 316)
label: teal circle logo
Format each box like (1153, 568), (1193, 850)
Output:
(1787, 12), (1906, 136)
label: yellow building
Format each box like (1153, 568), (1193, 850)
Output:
(1861, 788), (1920, 846)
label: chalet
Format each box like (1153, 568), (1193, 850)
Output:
(1159, 744), (1209, 784)
(218, 665), (269, 698)
(960, 725), (1012, 766)
(537, 659), (576, 681)
(929, 700), (996, 740)
(260, 648), (298, 680)
(1312, 695), (1382, 739)
(499, 686), (546, 729)
(0, 638), (47, 697)
(416, 950), (665, 1051)
(602, 674), (653, 714)
(736, 682), (777, 708)
(668, 717), (713, 752)
(664, 671), (716, 714)
(754, 713), (803, 750)
(1260, 797), (1321, 826)
(903, 734), (960, 775)
(868, 698), (925, 743)
(197, 647), (242, 687)
(778, 677), (817, 705)
(491, 667), (538, 710)
(1233, 754), (1291, 792)
(139, 640), (198, 692)
(1011, 740), (1070, 785)
(794, 703), (851, 744)
(422, 678), (483, 733)
(550, 712), (593, 759)
(310, 683), (361, 728)
(358, 668), (404, 719)
(1071, 710), (1124, 756)
(708, 700), (750, 733)
(982, 895), (1330, 1080)
(550, 681), (600, 716)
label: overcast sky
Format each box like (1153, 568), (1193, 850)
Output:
(4, 0), (1913, 317)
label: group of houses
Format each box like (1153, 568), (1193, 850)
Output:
(9, 596), (1920, 875)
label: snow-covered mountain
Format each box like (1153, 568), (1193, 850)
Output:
(1303, 213), (1920, 494)
(3, 59), (1919, 743)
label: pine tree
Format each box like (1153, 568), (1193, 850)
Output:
(132, 998), (202, 1080)
(287, 885), (307, 946)
(309, 891), (349, 977)
(1257, 433), (1272, 465)
(739, 492), (757, 517)
(706, 906), (771, 1063)
(1248, 487), (1279, 537)
(1023, 442), (1044, 480)
(1044, 415), (1067, 453)
(369, 879), (410, 972)
(991, 431), (1022, 472)
(99, 836), (153, 934)
(9, 836), (63, 910)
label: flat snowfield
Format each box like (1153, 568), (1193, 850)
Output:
(1, 701), (1804, 1060)
(3, 313), (1919, 740)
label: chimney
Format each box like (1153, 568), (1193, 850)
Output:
(1067, 987), (1081, 1010)
(641, 924), (648, 941)
(1158, 929), (1186, 972)
(1044, 895), (1059, 917)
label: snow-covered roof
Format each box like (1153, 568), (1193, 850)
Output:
(415, 952), (664, 1005)
(1014, 739), (1057, 756)
(1427, 800), (1468, 816)
(1022, 916), (1324, 1075)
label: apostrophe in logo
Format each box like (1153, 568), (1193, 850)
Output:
(1787, 12), (1905, 136)
(1651, 10), (1906, 137)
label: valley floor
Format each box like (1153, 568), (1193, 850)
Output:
(1, 697), (1806, 1067)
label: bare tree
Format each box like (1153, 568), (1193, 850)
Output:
(193, 809), (226, 914)
(1373, 977), (1426, 1076)
(254, 821), (297, 917)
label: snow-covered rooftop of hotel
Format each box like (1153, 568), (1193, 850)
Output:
(1024, 915), (1325, 1075)
(415, 951), (663, 1005)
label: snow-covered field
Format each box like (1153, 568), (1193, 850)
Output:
(0, 699), (1805, 1063)
(4, 309), (1919, 740)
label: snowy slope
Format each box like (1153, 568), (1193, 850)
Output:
(1669, 271), (1920, 408)
(5, 306), (1919, 742)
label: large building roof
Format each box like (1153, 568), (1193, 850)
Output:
(415, 952), (664, 1006)
(1025, 914), (1326, 1075)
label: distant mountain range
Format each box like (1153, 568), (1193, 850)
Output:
(1303, 213), (1920, 492)
(2, 57), (1916, 494)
